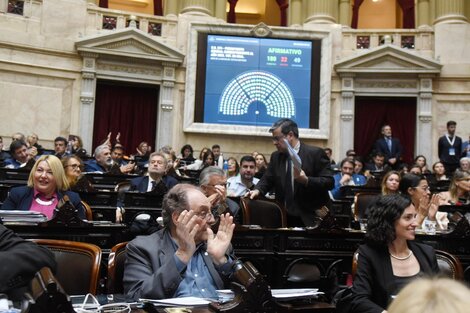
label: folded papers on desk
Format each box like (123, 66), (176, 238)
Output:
(140, 297), (211, 306)
(271, 288), (324, 300)
(0, 210), (47, 223)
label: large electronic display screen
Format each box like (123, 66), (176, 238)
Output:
(195, 34), (321, 129)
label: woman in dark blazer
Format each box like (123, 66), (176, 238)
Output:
(1, 155), (85, 219)
(350, 194), (439, 313)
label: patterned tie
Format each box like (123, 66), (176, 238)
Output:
(285, 157), (294, 209)
(151, 180), (157, 191)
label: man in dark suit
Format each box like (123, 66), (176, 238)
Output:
(248, 118), (334, 227)
(438, 120), (462, 175)
(374, 125), (402, 169)
(0, 224), (57, 299)
(128, 152), (178, 193)
(123, 184), (235, 300)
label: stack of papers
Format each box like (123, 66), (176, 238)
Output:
(140, 297), (211, 306)
(0, 210), (47, 223)
(271, 288), (324, 301)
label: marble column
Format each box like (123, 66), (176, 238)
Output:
(339, 75), (355, 158)
(305, 0), (337, 24)
(288, 0), (303, 26)
(417, 0), (431, 27)
(417, 77), (433, 160)
(78, 53), (98, 153)
(214, 0), (226, 20)
(156, 63), (177, 150)
(180, 0), (212, 15)
(338, 0), (351, 27)
(434, 0), (467, 24)
(164, 0), (179, 16)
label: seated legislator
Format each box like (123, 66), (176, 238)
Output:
(438, 169), (470, 205)
(0, 224), (57, 299)
(123, 184), (236, 300)
(399, 174), (448, 230)
(3, 140), (32, 169)
(331, 158), (366, 199)
(350, 194), (439, 313)
(227, 155), (259, 197)
(1, 155), (86, 219)
(85, 145), (133, 174)
(62, 155), (95, 193)
(381, 171), (400, 195)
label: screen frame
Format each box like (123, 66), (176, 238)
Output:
(184, 22), (332, 139)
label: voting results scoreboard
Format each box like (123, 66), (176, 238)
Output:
(203, 35), (314, 128)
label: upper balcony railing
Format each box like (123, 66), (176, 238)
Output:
(341, 28), (434, 58)
(86, 5), (177, 39)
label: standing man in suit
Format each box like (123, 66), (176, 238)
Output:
(374, 125), (402, 170)
(248, 118), (334, 227)
(438, 120), (462, 175)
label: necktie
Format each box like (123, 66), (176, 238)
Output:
(387, 138), (392, 152)
(151, 180), (157, 191)
(285, 157), (294, 209)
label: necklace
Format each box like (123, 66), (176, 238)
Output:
(35, 196), (55, 206)
(389, 250), (413, 261)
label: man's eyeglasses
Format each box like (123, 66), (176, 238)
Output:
(413, 186), (430, 191)
(204, 183), (227, 188)
(271, 135), (285, 143)
(195, 211), (213, 220)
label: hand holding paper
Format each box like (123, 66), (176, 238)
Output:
(283, 138), (302, 170)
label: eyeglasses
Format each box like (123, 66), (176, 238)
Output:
(194, 211), (213, 220)
(271, 135), (285, 143)
(65, 164), (82, 170)
(204, 183), (227, 188)
(413, 186), (430, 191)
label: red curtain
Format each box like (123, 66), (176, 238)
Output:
(98, 0), (108, 8)
(397, 0), (415, 29)
(351, 0), (365, 29)
(93, 81), (159, 155)
(276, 0), (289, 27)
(227, 0), (238, 23)
(153, 0), (163, 16)
(354, 97), (416, 165)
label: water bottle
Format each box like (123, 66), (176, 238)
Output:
(66, 139), (73, 155)
(223, 160), (229, 176)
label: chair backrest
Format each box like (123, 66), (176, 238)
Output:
(107, 241), (129, 294)
(240, 198), (286, 228)
(436, 249), (464, 280)
(352, 249), (463, 280)
(81, 200), (93, 221)
(114, 181), (131, 193)
(353, 192), (379, 220)
(283, 258), (324, 287)
(31, 239), (102, 295)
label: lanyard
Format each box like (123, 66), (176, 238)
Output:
(445, 134), (456, 146)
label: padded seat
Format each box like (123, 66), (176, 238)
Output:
(31, 239), (102, 295)
(240, 197), (286, 228)
(107, 241), (129, 294)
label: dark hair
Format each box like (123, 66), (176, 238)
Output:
(399, 173), (425, 195)
(346, 149), (356, 157)
(202, 150), (215, 166)
(365, 194), (412, 245)
(10, 140), (27, 153)
(447, 120), (457, 127)
(269, 118), (299, 138)
(240, 155), (255, 166)
(340, 158), (354, 168)
(180, 144), (193, 157)
(212, 144), (220, 150)
(324, 148), (332, 154)
(414, 155), (427, 164)
(54, 136), (67, 145)
(372, 151), (385, 158)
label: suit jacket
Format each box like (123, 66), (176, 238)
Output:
(123, 228), (235, 300)
(255, 142), (334, 226)
(1, 186), (86, 220)
(331, 173), (367, 199)
(129, 176), (178, 193)
(0, 224), (57, 298)
(350, 242), (439, 313)
(374, 137), (402, 164)
(84, 160), (107, 173)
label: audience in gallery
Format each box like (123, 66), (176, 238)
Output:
(349, 194), (439, 313)
(374, 125), (403, 170)
(438, 169), (470, 206)
(413, 155), (430, 174)
(381, 171), (400, 195)
(1, 155), (86, 220)
(399, 174), (448, 230)
(387, 277), (470, 313)
(201, 150), (216, 170)
(254, 152), (268, 179)
(212, 144), (224, 168)
(438, 120), (462, 175)
(185, 147), (210, 170)
(178, 144), (196, 166)
(408, 164), (422, 176)
(226, 156), (239, 178)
